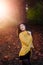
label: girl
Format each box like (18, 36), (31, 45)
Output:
(19, 24), (34, 65)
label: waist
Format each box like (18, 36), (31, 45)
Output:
(19, 46), (31, 56)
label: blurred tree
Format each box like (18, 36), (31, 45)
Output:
(26, 0), (43, 24)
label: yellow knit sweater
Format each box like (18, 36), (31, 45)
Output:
(19, 31), (34, 56)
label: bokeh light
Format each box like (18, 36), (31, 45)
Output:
(0, 0), (25, 28)
(0, 1), (7, 19)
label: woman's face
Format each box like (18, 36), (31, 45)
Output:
(20, 24), (26, 31)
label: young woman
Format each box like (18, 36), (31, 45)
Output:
(19, 23), (34, 65)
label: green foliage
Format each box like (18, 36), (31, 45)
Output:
(27, 8), (35, 20)
(27, 2), (43, 24)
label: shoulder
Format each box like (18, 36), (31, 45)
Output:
(19, 32), (23, 38)
(19, 31), (26, 38)
(19, 31), (26, 36)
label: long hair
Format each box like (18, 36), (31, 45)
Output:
(18, 23), (27, 37)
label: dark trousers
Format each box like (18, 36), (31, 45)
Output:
(19, 51), (31, 65)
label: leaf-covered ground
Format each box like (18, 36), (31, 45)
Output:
(0, 25), (43, 65)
